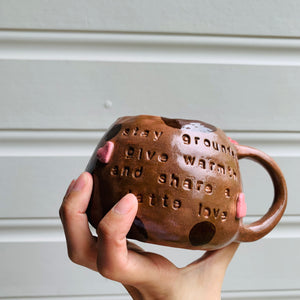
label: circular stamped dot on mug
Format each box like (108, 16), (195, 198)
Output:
(189, 221), (216, 246)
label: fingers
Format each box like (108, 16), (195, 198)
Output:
(96, 193), (139, 282)
(59, 172), (98, 271)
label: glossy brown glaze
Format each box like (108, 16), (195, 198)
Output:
(86, 115), (287, 250)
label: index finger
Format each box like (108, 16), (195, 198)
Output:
(59, 172), (98, 271)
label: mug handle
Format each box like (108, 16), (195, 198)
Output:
(235, 144), (287, 242)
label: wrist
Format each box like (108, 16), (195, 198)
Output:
(125, 284), (178, 300)
(125, 280), (221, 300)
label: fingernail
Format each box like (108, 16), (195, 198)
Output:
(73, 173), (86, 191)
(113, 195), (135, 215)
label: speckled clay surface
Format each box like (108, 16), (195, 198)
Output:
(86, 115), (287, 250)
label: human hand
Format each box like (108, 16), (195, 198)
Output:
(60, 172), (239, 300)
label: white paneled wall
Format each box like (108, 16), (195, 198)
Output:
(1, 1), (299, 299)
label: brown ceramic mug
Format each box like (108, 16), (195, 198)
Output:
(86, 115), (287, 250)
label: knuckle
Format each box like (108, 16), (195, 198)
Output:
(97, 218), (111, 237)
(58, 206), (64, 219)
(59, 203), (72, 220)
(97, 261), (124, 280)
(97, 264), (113, 279)
(68, 250), (84, 266)
(97, 219), (127, 251)
(97, 224), (124, 250)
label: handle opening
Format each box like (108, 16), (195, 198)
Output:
(235, 145), (287, 243)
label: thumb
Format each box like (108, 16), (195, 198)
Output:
(96, 193), (138, 281)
